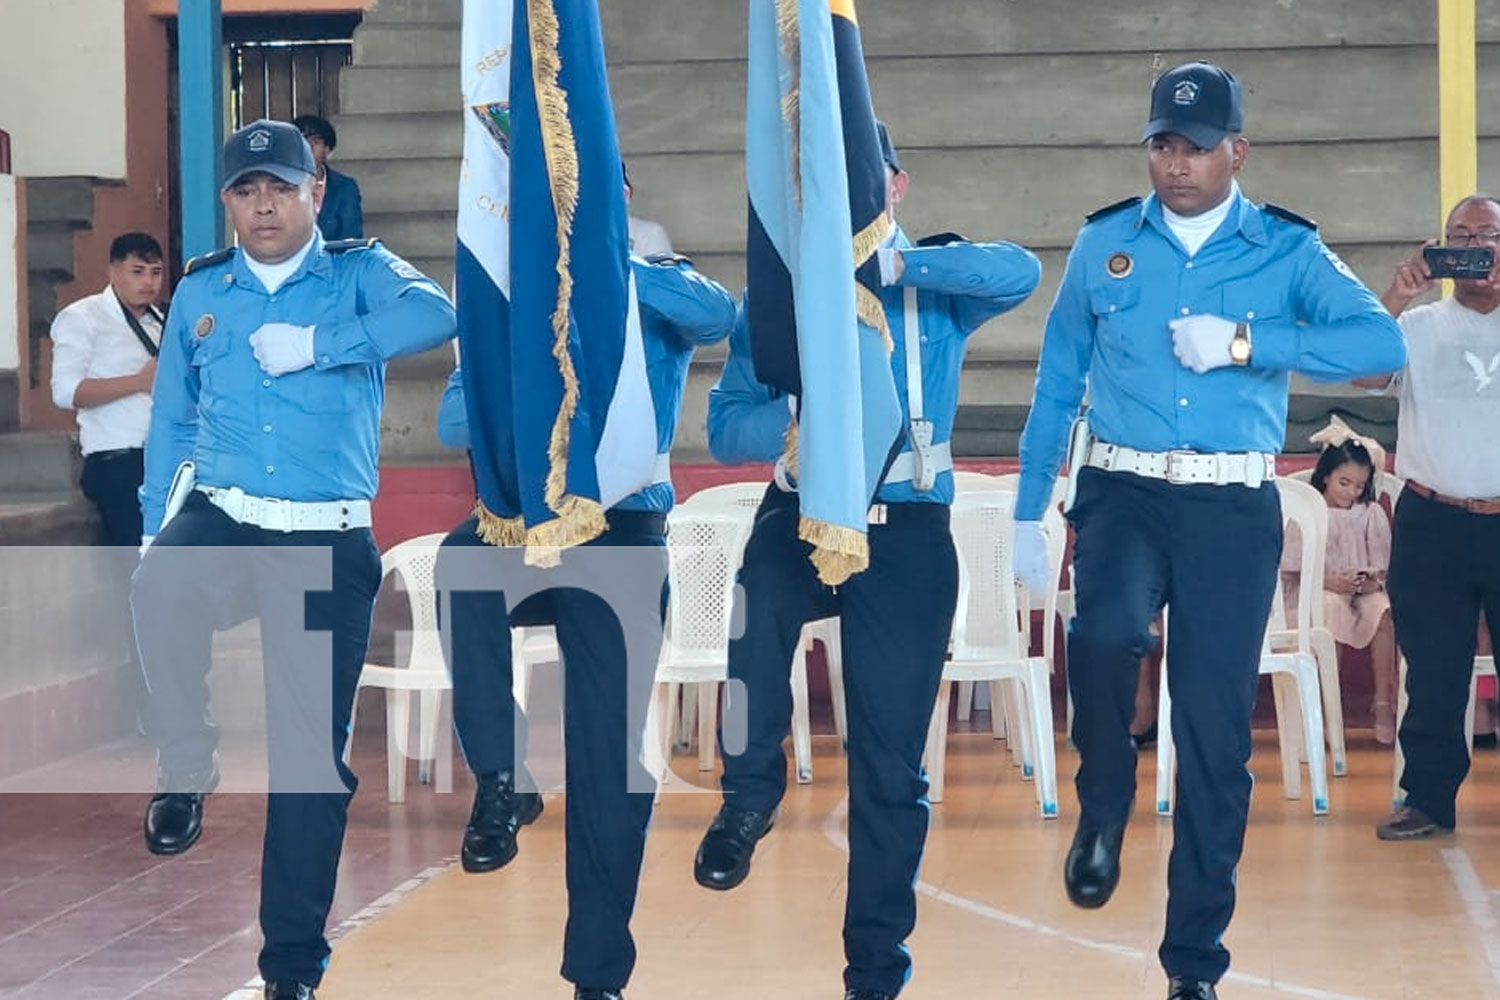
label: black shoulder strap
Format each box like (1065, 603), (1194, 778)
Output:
(183, 247), (234, 275)
(1264, 203), (1318, 230)
(325, 237), (379, 253)
(1085, 196), (1142, 223)
(118, 300), (160, 358)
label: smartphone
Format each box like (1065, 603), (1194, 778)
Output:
(1424, 245), (1495, 280)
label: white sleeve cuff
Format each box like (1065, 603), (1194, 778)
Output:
(877, 247), (900, 286)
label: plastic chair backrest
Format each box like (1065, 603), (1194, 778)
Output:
(949, 490), (1028, 661)
(681, 481), (768, 518)
(662, 509), (752, 666)
(1274, 478), (1328, 645)
(378, 532), (450, 673)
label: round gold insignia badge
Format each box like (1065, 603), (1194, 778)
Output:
(194, 314), (215, 339)
(1106, 252), (1134, 279)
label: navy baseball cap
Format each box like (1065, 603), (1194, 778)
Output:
(222, 119), (317, 190)
(876, 120), (901, 172)
(1141, 62), (1244, 149)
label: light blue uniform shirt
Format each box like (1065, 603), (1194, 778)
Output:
(1016, 191), (1408, 521)
(438, 256), (736, 512)
(706, 295), (792, 465)
(142, 235), (457, 535)
(706, 231), (1042, 504)
(874, 229), (1041, 505)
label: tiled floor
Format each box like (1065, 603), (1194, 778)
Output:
(6, 707), (1500, 1000)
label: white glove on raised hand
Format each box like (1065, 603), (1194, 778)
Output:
(1169, 314), (1237, 374)
(249, 323), (316, 376)
(139, 534), (155, 558)
(1011, 520), (1053, 595)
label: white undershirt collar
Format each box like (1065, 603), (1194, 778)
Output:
(1162, 181), (1239, 257)
(243, 234), (316, 294)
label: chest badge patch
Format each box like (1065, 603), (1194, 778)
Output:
(194, 314), (215, 339)
(1106, 252), (1134, 279)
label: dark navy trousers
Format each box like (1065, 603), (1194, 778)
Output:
(439, 510), (665, 992)
(1389, 489), (1500, 829)
(720, 485), (957, 997)
(130, 492), (380, 988)
(1066, 468), (1280, 985)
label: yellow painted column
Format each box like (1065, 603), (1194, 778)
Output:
(1438, 0), (1478, 233)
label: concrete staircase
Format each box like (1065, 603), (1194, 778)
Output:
(340, 0), (1500, 459)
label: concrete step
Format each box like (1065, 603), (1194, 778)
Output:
(615, 44), (1500, 156)
(26, 222), (79, 280)
(363, 0), (460, 27)
(0, 432), (79, 494)
(364, 210), (457, 261)
(596, 0), (1500, 63)
(340, 66), (459, 115)
(334, 113), (461, 161)
(343, 156), (457, 214)
(353, 24), (462, 66)
(0, 491), (94, 546)
(24, 178), (94, 227)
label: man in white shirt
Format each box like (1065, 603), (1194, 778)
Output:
(622, 162), (673, 258)
(49, 232), (165, 547)
(1371, 194), (1500, 840)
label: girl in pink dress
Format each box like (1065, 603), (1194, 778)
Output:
(1283, 438), (1398, 743)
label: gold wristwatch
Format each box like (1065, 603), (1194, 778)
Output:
(1229, 322), (1252, 365)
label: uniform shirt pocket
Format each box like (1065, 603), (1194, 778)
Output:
(1088, 282), (1143, 362)
(1221, 278), (1285, 326)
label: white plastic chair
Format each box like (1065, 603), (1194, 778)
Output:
(1272, 472), (1347, 775)
(924, 490), (1061, 817)
(1154, 480), (1332, 816)
(644, 508), (752, 783)
(354, 533), (453, 804)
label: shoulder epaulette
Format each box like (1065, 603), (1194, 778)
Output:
(1264, 203), (1317, 230)
(916, 231), (967, 248)
(183, 247), (234, 275)
(1085, 196), (1142, 223)
(325, 237), (380, 253)
(644, 251), (692, 267)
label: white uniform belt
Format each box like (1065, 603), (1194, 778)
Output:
(197, 485), (372, 532)
(883, 440), (954, 486)
(652, 451), (672, 486)
(1084, 441), (1275, 488)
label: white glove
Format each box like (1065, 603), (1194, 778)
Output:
(1012, 520), (1053, 595)
(249, 323), (316, 376)
(139, 534), (155, 558)
(1169, 314), (1236, 374)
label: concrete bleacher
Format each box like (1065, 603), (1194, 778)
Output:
(341, 0), (1500, 465)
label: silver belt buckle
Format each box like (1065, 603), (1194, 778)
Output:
(1164, 450), (1196, 484)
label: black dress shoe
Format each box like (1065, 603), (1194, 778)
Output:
(264, 983), (315, 1000)
(1063, 820), (1125, 909)
(1130, 723), (1158, 750)
(461, 771), (542, 873)
(144, 762), (219, 856)
(1166, 977), (1216, 1000)
(573, 989), (622, 1000)
(693, 804), (776, 891)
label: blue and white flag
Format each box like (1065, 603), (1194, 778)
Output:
(746, 0), (901, 585)
(457, 0), (655, 560)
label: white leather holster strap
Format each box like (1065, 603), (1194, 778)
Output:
(651, 452), (672, 486)
(1084, 441), (1275, 488)
(904, 286), (924, 421)
(883, 440), (954, 485)
(197, 485), (373, 533)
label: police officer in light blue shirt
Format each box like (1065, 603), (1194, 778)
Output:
(1014, 64), (1406, 1000)
(693, 123), (1041, 1000)
(131, 119), (456, 1000)
(705, 292), (792, 465)
(433, 250), (733, 999)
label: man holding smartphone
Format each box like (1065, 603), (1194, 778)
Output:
(1370, 194), (1500, 840)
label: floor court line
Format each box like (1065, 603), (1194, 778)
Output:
(1443, 847), (1500, 994)
(819, 797), (1380, 1000)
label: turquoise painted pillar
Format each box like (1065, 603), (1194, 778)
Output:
(178, 0), (224, 261)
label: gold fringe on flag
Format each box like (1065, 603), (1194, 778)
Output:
(800, 515), (869, 587)
(856, 285), (893, 353)
(475, 500), (527, 547)
(782, 419), (799, 480)
(526, 0), (605, 552)
(523, 495), (608, 567)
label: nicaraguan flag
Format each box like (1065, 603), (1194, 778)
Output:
(457, 0), (656, 561)
(746, 0), (901, 585)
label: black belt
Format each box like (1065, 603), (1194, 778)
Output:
(604, 509), (669, 535)
(85, 447), (144, 461)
